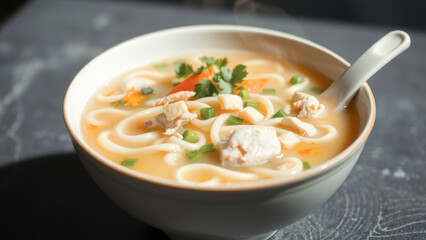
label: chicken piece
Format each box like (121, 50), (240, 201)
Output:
(219, 126), (281, 167)
(145, 91), (195, 107)
(121, 78), (156, 93)
(238, 107), (264, 124)
(163, 101), (191, 121)
(292, 92), (325, 118)
(145, 102), (196, 135)
(278, 132), (300, 149)
(217, 94), (243, 111)
(280, 117), (317, 136)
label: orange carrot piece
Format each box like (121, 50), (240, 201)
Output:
(122, 88), (146, 107)
(236, 78), (269, 93)
(298, 148), (320, 156)
(167, 68), (213, 95)
(87, 124), (98, 134)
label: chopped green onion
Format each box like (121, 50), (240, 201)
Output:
(141, 87), (154, 95)
(120, 158), (138, 167)
(154, 63), (168, 70)
(289, 75), (303, 85)
(303, 161), (311, 170)
(200, 107), (216, 120)
(227, 115), (243, 125)
(262, 88), (276, 94)
(238, 87), (250, 100)
(272, 109), (288, 118)
(200, 144), (215, 154)
(310, 87), (323, 94)
(172, 82), (181, 87)
(244, 101), (259, 109)
(182, 130), (198, 143)
(186, 150), (203, 161)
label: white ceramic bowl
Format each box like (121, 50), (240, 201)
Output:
(63, 25), (375, 240)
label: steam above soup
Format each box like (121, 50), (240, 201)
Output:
(82, 51), (359, 186)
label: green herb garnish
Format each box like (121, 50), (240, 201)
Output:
(290, 75), (303, 85)
(227, 115), (243, 125)
(310, 87), (323, 94)
(200, 107), (216, 119)
(199, 144), (215, 154)
(120, 158), (138, 167)
(272, 109), (288, 118)
(237, 87), (250, 100)
(174, 57), (247, 98)
(303, 161), (311, 170)
(175, 62), (194, 79)
(194, 78), (218, 98)
(182, 130), (198, 143)
(244, 101), (259, 109)
(186, 151), (203, 161)
(141, 87), (154, 95)
(262, 88), (276, 94)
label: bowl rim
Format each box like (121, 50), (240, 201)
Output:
(63, 24), (376, 192)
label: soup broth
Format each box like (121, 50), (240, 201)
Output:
(82, 51), (359, 185)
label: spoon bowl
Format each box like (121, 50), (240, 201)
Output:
(321, 30), (410, 111)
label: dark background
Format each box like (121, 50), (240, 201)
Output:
(2, 0), (426, 30)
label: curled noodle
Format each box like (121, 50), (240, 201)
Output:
(285, 77), (310, 95)
(164, 152), (186, 166)
(165, 130), (207, 151)
(250, 94), (275, 120)
(96, 92), (126, 103)
(210, 113), (230, 146)
(123, 70), (173, 83)
(98, 130), (182, 155)
(86, 107), (133, 126)
(111, 106), (163, 146)
(175, 163), (258, 186)
(247, 157), (303, 178)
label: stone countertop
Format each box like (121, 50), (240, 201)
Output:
(0, 0), (425, 239)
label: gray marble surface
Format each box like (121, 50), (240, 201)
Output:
(0, 0), (425, 239)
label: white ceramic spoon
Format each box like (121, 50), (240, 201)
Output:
(321, 30), (411, 111)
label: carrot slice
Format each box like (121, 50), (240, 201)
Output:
(167, 68), (213, 95)
(236, 78), (269, 93)
(87, 124), (98, 134)
(122, 88), (146, 107)
(298, 148), (320, 156)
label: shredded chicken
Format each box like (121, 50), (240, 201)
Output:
(219, 126), (281, 167)
(280, 117), (317, 136)
(145, 101), (196, 135)
(278, 132), (300, 149)
(292, 92), (325, 118)
(237, 107), (264, 124)
(217, 94), (243, 110)
(145, 91), (195, 107)
(163, 101), (192, 121)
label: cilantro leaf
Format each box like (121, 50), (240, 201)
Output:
(220, 67), (232, 82)
(175, 62), (193, 79)
(194, 78), (218, 98)
(231, 64), (248, 85)
(214, 58), (228, 69)
(199, 56), (215, 66)
(216, 76), (234, 94)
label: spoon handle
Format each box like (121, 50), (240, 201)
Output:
(322, 30), (411, 111)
